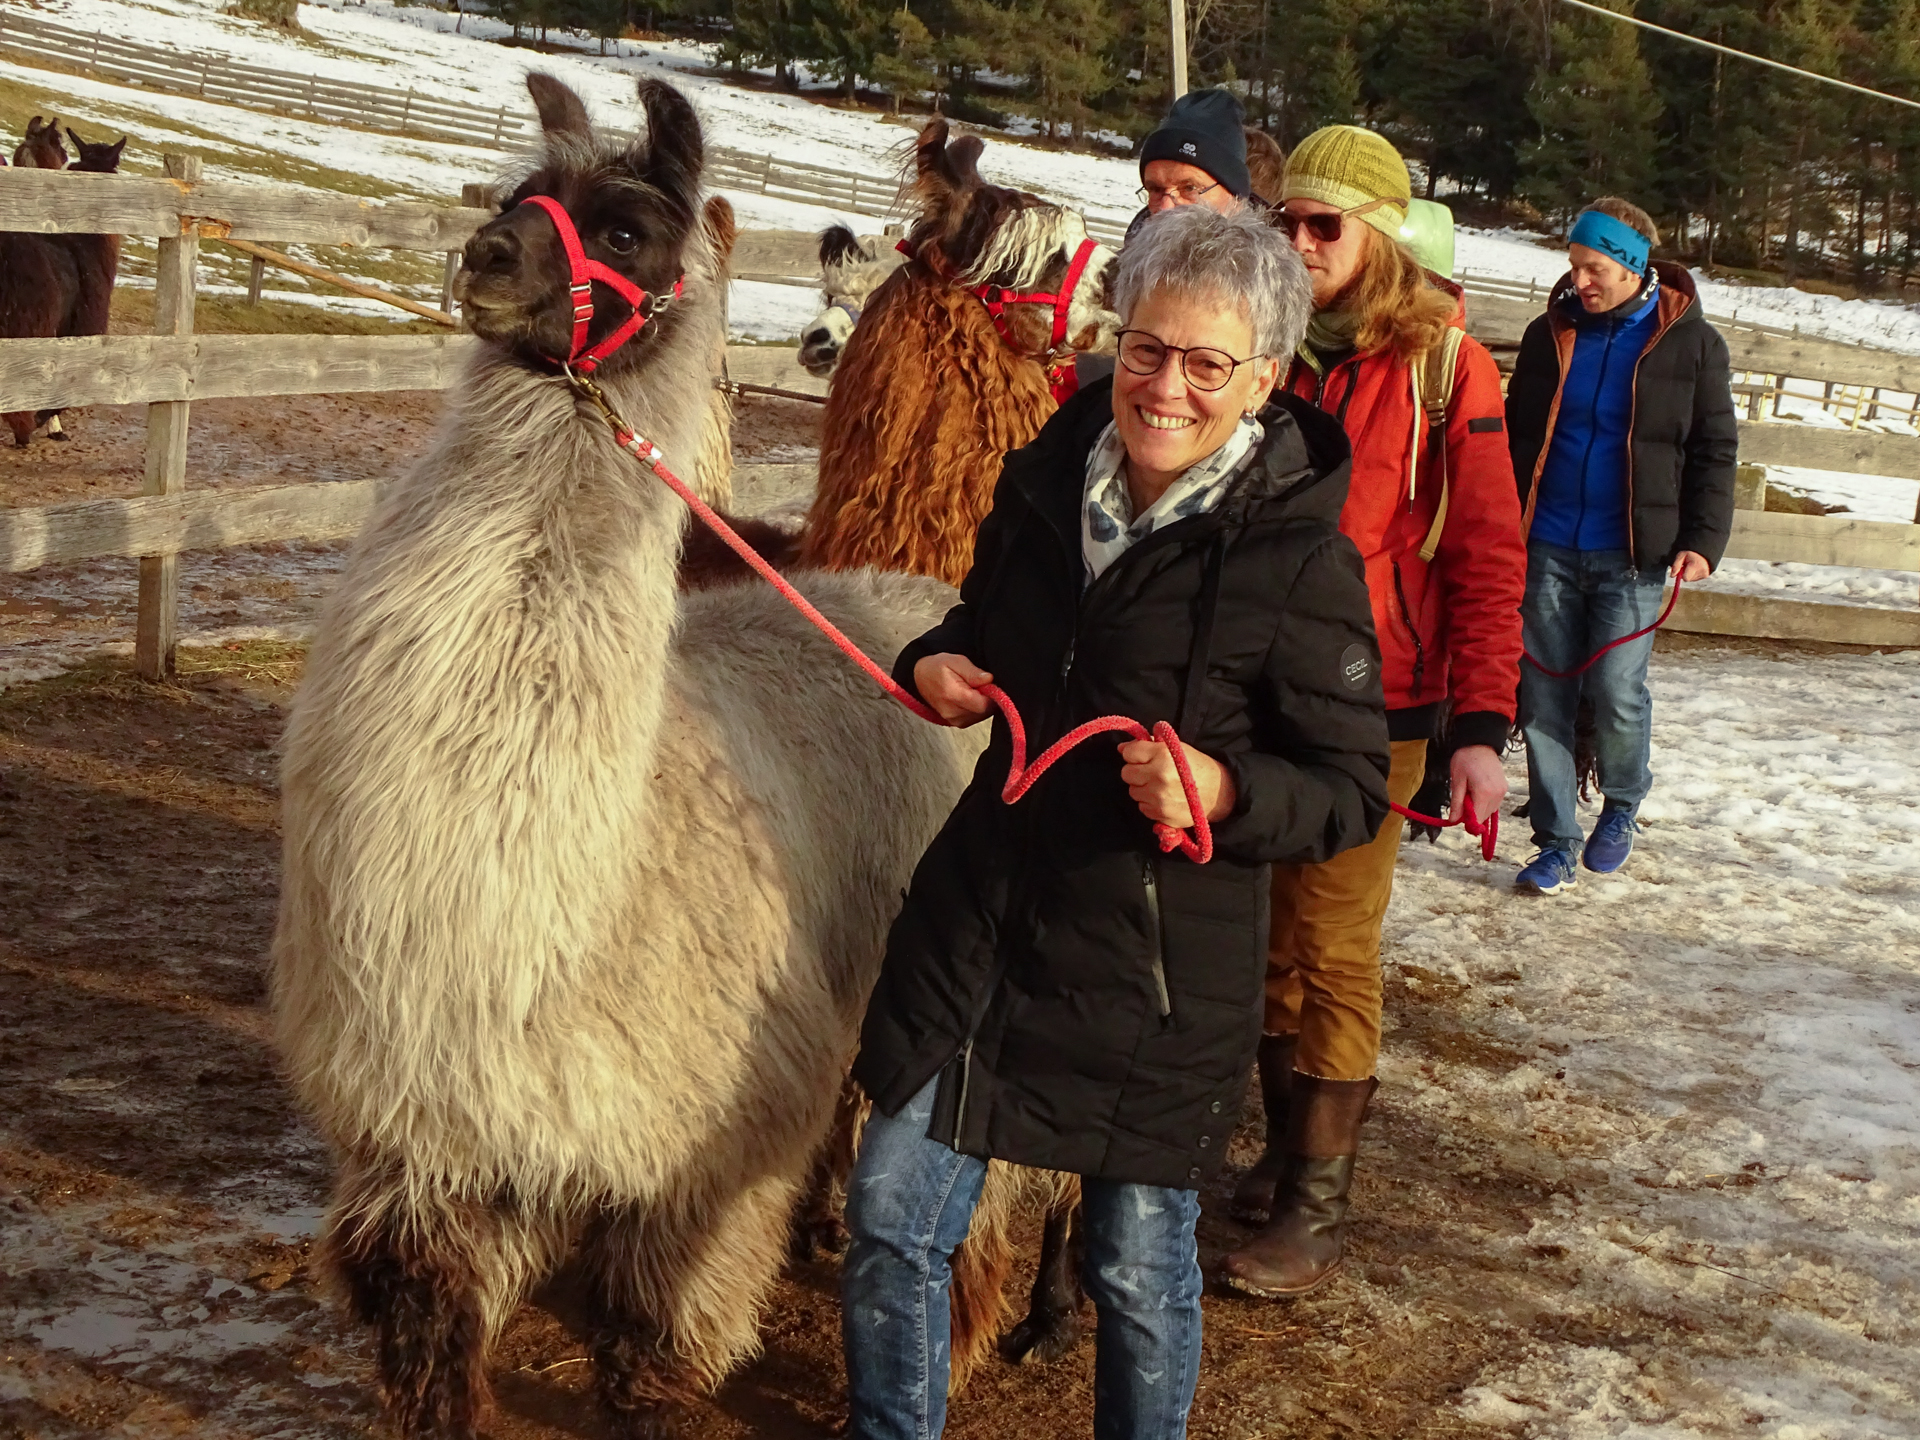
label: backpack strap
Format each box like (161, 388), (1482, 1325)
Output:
(1414, 327), (1466, 562)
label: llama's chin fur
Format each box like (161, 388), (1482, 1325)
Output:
(271, 236), (976, 1215)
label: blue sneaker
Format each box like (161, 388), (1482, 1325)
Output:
(1515, 847), (1579, 894)
(1583, 811), (1638, 873)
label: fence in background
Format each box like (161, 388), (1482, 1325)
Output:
(1, 176), (1916, 654)
(0, 8), (1131, 245)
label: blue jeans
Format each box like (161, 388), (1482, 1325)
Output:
(843, 1077), (1204, 1440)
(1519, 543), (1665, 851)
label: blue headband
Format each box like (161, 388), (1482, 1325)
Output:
(1569, 210), (1650, 274)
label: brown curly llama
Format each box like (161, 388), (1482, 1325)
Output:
(800, 119), (1120, 587)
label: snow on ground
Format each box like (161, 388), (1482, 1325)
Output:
(1392, 644), (1920, 1437)
(1764, 470), (1920, 526)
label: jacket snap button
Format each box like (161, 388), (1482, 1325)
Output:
(1188, 1167), (1201, 1181)
(1209, 1101), (1222, 1113)
(1198, 1135), (1210, 1148)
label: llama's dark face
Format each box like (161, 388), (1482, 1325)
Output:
(65, 130), (127, 175)
(12, 117), (67, 170)
(456, 74), (703, 374)
(902, 121), (1121, 361)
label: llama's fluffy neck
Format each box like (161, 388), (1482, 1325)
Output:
(283, 244), (726, 1086)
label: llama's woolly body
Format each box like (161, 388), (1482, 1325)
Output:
(273, 220), (973, 1381)
(803, 275), (1054, 587)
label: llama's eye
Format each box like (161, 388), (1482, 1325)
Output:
(606, 227), (639, 254)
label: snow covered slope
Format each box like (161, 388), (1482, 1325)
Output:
(10, 0), (1920, 354)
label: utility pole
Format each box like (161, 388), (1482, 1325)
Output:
(1169, 0), (1189, 98)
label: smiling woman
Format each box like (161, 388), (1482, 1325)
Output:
(842, 202), (1392, 1440)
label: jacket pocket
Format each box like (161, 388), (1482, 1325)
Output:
(1142, 857), (1171, 1019)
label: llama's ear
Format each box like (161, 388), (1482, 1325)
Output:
(946, 135), (985, 189)
(526, 73), (591, 140)
(633, 78), (703, 214)
(703, 194), (737, 268)
(66, 128), (82, 152)
(25, 116), (44, 136)
(818, 223), (860, 269)
(914, 119), (951, 186)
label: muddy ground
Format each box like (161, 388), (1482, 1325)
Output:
(0, 645), (1568, 1440)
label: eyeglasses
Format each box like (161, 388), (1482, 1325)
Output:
(1274, 197), (1393, 244)
(1116, 330), (1261, 392)
(1136, 179), (1221, 206)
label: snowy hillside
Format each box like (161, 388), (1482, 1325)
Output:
(9, 0), (1920, 356)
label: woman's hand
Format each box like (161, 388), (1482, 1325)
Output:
(1117, 739), (1236, 828)
(913, 653), (995, 726)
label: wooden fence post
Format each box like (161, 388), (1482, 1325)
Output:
(247, 247), (269, 306)
(444, 182), (489, 313)
(136, 152), (201, 681)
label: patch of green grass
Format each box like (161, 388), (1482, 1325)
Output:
(109, 285), (446, 335)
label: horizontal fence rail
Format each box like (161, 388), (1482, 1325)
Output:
(0, 167), (1913, 656)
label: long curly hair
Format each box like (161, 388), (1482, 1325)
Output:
(1340, 228), (1458, 362)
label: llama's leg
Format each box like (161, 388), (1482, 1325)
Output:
(5, 411), (32, 448)
(327, 1161), (556, 1440)
(37, 409), (66, 441)
(945, 1160), (1020, 1397)
(584, 1176), (800, 1439)
(998, 1192), (1087, 1365)
(791, 1076), (867, 1260)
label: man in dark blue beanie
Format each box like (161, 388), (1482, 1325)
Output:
(1138, 88), (1252, 216)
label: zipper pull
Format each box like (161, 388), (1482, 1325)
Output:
(1059, 639), (1075, 683)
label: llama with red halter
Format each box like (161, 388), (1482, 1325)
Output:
(801, 120), (1120, 587)
(273, 73), (975, 1439)
(0, 128), (128, 447)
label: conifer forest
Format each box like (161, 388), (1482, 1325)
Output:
(474, 0), (1920, 293)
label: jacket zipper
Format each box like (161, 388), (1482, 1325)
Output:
(1390, 559), (1427, 697)
(1142, 857), (1171, 1018)
(950, 1038), (975, 1147)
(1621, 300), (1682, 570)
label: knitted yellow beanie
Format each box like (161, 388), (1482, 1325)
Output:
(1282, 126), (1412, 241)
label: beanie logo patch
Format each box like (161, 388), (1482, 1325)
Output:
(1181, 141), (1197, 156)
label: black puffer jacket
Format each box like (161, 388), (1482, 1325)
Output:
(852, 383), (1391, 1190)
(1507, 262), (1739, 568)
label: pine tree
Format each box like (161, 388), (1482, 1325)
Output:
(960, 0), (1119, 138)
(871, 7), (940, 111)
(1375, 0), (1533, 198)
(1521, 0), (1663, 219)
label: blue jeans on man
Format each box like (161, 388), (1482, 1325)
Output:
(843, 1076), (1204, 1440)
(1519, 542), (1665, 858)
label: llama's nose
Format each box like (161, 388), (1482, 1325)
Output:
(464, 227), (523, 279)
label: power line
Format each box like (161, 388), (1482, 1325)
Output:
(1557, 0), (1920, 113)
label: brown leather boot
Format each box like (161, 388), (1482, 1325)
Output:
(1228, 1033), (1297, 1223)
(1222, 1073), (1376, 1298)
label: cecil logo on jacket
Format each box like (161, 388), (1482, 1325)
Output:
(1340, 644), (1373, 691)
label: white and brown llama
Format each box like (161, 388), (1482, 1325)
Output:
(272, 73), (975, 1439)
(797, 223), (904, 378)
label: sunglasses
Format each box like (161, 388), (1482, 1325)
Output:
(1274, 197), (1393, 244)
(1116, 330), (1262, 393)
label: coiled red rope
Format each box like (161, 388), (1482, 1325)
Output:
(569, 374), (1214, 864)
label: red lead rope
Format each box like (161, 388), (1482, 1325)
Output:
(569, 374), (1214, 864)
(1384, 575), (1686, 859)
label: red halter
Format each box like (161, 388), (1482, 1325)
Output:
(517, 194), (683, 374)
(899, 234), (1102, 404)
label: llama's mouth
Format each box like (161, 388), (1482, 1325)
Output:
(1137, 408), (1197, 431)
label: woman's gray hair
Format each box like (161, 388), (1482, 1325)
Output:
(1113, 204), (1311, 358)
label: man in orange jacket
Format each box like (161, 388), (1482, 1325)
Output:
(1224, 126), (1526, 1298)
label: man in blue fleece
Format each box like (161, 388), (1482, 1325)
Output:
(1505, 196), (1738, 893)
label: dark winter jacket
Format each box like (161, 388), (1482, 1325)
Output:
(852, 382), (1391, 1190)
(1507, 262), (1740, 569)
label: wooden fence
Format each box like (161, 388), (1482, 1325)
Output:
(2, 177), (1916, 666)
(0, 7), (1130, 244)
